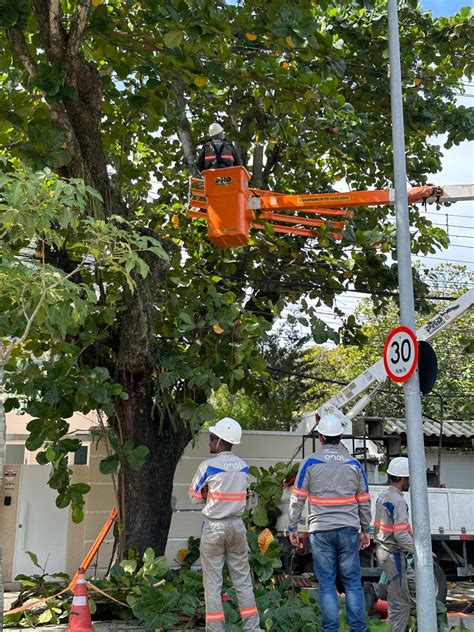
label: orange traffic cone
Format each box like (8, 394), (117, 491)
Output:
(67, 568), (95, 632)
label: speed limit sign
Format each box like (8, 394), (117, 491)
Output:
(383, 326), (418, 383)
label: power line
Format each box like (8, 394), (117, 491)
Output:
(425, 212), (473, 219)
(417, 255), (473, 264)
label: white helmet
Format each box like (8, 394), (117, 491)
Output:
(209, 417), (242, 444)
(315, 414), (344, 437)
(387, 457), (410, 477)
(209, 122), (224, 137)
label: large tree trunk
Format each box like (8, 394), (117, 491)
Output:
(112, 273), (192, 556)
(115, 383), (192, 556)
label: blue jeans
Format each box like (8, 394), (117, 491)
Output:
(310, 528), (367, 632)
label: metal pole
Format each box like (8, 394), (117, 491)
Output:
(387, 1), (437, 629)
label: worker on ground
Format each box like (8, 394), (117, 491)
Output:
(189, 417), (259, 632)
(374, 457), (416, 632)
(197, 123), (242, 172)
(288, 414), (371, 632)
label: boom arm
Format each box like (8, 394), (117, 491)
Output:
(298, 289), (474, 433)
(188, 166), (474, 248)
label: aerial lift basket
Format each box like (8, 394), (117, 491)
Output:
(188, 166), (471, 249)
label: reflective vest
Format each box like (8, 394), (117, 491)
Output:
(203, 140), (236, 169)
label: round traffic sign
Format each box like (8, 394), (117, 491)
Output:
(383, 326), (418, 383)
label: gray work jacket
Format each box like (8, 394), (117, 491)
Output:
(288, 445), (372, 533)
(374, 485), (414, 554)
(189, 451), (249, 519)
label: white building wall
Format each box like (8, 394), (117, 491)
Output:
(425, 449), (474, 489)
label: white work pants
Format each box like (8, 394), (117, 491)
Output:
(200, 516), (260, 632)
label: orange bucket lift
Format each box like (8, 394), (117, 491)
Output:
(188, 166), (472, 249)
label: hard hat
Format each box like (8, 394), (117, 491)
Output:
(387, 457), (410, 477)
(209, 417), (242, 444)
(315, 414), (344, 436)
(209, 122), (224, 137)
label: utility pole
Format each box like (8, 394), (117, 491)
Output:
(387, 1), (437, 629)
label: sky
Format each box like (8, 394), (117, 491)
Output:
(422, 0), (473, 17)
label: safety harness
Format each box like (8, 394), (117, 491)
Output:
(203, 140), (235, 169)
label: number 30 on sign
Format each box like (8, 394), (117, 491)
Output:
(383, 326), (419, 383)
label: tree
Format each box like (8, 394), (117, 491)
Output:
(0, 162), (166, 616)
(299, 265), (474, 421)
(0, 0), (472, 556)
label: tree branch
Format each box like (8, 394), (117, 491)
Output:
(5, 27), (38, 76)
(251, 143), (264, 188)
(174, 82), (200, 178)
(68, 0), (91, 57)
(261, 143), (282, 189)
(49, 0), (64, 57)
(0, 258), (88, 365)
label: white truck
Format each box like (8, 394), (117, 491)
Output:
(274, 289), (474, 602)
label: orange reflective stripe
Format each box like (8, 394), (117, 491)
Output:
(374, 520), (412, 533)
(291, 486), (308, 498)
(189, 486), (201, 499)
(206, 611), (225, 621)
(393, 522), (412, 532)
(374, 520), (393, 532)
(207, 491), (246, 501)
(355, 492), (371, 502)
(240, 605), (258, 617)
(308, 495), (357, 506)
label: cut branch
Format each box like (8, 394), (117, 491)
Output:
(68, 0), (91, 57)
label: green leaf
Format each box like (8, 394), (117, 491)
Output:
(252, 503), (269, 527)
(179, 311), (194, 326)
(25, 551), (41, 569)
(37, 609), (53, 624)
(56, 493), (70, 509)
(70, 482), (91, 495)
(72, 506), (84, 523)
(164, 30), (183, 48)
(127, 445), (149, 470)
(120, 559), (137, 574)
(99, 455), (119, 475)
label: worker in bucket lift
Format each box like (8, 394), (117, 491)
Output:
(374, 457), (416, 632)
(288, 414), (371, 632)
(197, 123), (242, 172)
(188, 417), (259, 632)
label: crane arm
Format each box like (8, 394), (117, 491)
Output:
(188, 166), (473, 248)
(299, 289), (474, 432)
